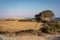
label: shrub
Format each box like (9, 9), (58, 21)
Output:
(45, 20), (60, 33)
(35, 10), (60, 34)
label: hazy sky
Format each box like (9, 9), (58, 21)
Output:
(0, 0), (60, 18)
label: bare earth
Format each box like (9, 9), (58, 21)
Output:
(0, 34), (60, 40)
(0, 35), (47, 40)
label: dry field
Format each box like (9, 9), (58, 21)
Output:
(0, 19), (43, 32)
(0, 19), (60, 40)
(0, 18), (46, 40)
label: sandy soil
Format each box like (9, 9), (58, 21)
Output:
(0, 34), (60, 40)
(0, 34), (48, 40)
(0, 35), (46, 40)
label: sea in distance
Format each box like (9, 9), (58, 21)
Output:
(55, 18), (60, 21)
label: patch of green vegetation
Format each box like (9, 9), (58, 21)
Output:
(46, 20), (60, 33)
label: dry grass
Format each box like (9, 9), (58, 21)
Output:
(0, 19), (43, 32)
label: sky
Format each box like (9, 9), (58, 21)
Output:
(0, 0), (60, 18)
